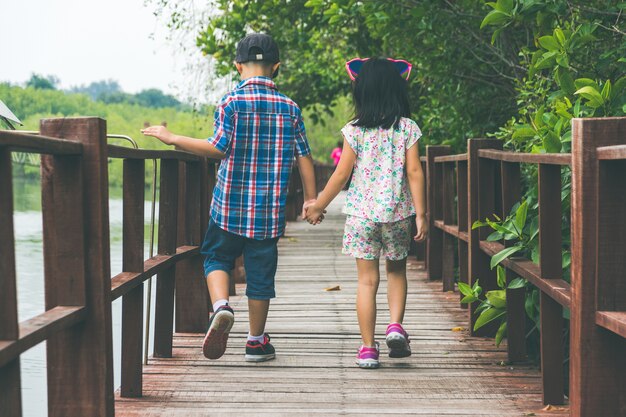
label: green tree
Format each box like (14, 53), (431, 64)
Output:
(26, 73), (59, 90)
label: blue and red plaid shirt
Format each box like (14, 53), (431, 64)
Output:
(208, 76), (311, 240)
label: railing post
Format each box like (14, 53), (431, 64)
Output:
(40, 117), (114, 417)
(500, 162), (526, 362)
(467, 138), (502, 336)
(426, 145), (450, 281)
(120, 158), (145, 397)
(0, 148), (21, 417)
(176, 161), (211, 332)
(571, 117), (626, 416)
(441, 161), (456, 291)
(456, 158), (468, 308)
(538, 163), (564, 404)
(153, 158), (179, 358)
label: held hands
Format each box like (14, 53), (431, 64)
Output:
(302, 199), (326, 225)
(414, 214), (428, 242)
(141, 125), (175, 145)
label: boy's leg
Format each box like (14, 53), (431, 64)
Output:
(356, 258), (381, 347)
(386, 258), (408, 324)
(242, 237), (278, 362)
(200, 219), (243, 359)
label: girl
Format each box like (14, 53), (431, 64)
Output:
(305, 57), (427, 369)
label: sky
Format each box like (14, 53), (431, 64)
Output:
(1, 0), (193, 96)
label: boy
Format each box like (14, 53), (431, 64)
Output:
(141, 33), (317, 362)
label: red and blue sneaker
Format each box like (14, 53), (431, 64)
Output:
(356, 342), (380, 369)
(202, 305), (234, 360)
(385, 323), (411, 358)
(245, 333), (276, 362)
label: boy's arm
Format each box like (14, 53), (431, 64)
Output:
(141, 125), (226, 159)
(406, 143), (428, 241)
(297, 155), (317, 214)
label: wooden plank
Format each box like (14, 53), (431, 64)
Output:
(479, 241), (571, 308)
(0, 306), (86, 368)
(595, 311), (626, 339)
(110, 246), (199, 300)
(107, 144), (202, 162)
(426, 145), (451, 281)
(570, 117), (626, 417)
(596, 144), (626, 160)
(434, 154), (467, 163)
(154, 158), (179, 358)
(0, 130), (83, 155)
(176, 161), (210, 332)
(120, 159), (145, 398)
(500, 161), (526, 362)
(478, 149), (571, 166)
(40, 117), (115, 417)
(468, 139), (502, 336)
(0, 147), (22, 417)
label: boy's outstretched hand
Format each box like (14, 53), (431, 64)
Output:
(414, 214), (428, 242)
(141, 125), (175, 145)
(304, 201), (325, 225)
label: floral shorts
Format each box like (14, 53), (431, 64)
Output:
(342, 215), (412, 260)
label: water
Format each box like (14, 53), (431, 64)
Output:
(13, 174), (160, 417)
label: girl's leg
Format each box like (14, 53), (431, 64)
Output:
(356, 258), (380, 346)
(386, 258), (407, 324)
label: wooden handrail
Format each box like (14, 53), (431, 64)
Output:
(478, 149), (571, 165)
(0, 130), (83, 155)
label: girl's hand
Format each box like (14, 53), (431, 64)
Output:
(141, 125), (175, 145)
(305, 204), (325, 225)
(414, 214), (428, 241)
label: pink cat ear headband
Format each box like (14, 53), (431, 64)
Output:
(345, 58), (412, 81)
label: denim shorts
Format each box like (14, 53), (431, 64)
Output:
(200, 219), (279, 300)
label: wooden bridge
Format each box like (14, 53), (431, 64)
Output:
(1, 117), (625, 416)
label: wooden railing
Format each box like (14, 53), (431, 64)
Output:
(423, 117), (626, 416)
(0, 117), (338, 417)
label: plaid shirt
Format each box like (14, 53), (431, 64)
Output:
(208, 76), (311, 240)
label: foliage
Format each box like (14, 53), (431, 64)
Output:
(26, 74), (59, 90)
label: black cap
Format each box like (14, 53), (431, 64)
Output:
(235, 33), (280, 64)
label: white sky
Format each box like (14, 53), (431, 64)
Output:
(1, 0), (189, 96)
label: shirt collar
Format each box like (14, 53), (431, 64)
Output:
(237, 76), (277, 90)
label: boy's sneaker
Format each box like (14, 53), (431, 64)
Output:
(356, 342), (380, 369)
(245, 333), (276, 362)
(202, 305), (234, 360)
(386, 323), (411, 358)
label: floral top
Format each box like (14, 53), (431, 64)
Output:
(342, 117), (422, 223)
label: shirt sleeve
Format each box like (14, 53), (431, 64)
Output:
(294, 110), (312, 157)
(208, 97), (235, 153)
(340, 123), (358, 155)
(406, 120), (422, 149)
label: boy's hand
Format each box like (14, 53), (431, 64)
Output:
(302, 199), (317, 219)
(141, 125), (175, 145)
(305, 204), (325, 225)
(414, 214), (428, 242)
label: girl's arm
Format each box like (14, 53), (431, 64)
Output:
(141, 125), (226, 159)
(406, 143), (428, 241)
(305, 138), (356, 224)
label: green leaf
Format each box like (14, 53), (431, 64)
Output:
(574, 78), (600, 91)
(554, 28), (566, 46)
(495, 320), (507, 346)
(556, 67), (576, 94)
(480, 10), (510, 29)
(514, 200), (528, 232)
(487, 231), (504, 242)
(534, 51), (557, 69)
(472, 220), (487, 229)
(458, 281), (473, 297)
(497, 265), (506, 289)
(512, 126), (536, 140)
(474, 307), (506, 331)
(543, 130), (562, 153)
(490, 245), (523, 269)
(497, 0), (514, 13)
(486, 290), (507, 308)
(507, 277), (526, 289)
(461, 295), (478, 304)
(538, 36), (560, 51)
(601, 80), (611, 101)
(575, 86), (605, 108)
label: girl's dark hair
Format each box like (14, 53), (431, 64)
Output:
(351, 58), (411, 129)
